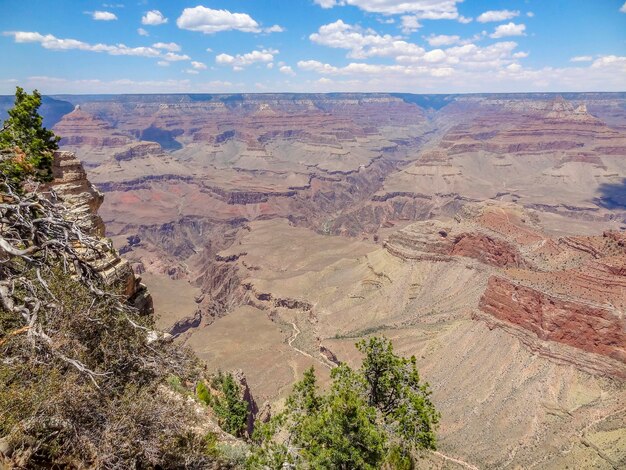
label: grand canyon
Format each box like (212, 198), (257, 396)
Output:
(2, 91), (622, 468)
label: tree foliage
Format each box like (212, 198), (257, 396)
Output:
(248, 337), (439, 469)
(0, 87), (59, 186)
(211, 372), (250, 438)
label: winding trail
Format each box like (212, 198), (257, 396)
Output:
(432, 451), (480, 470)
(287, 321), (332, 368)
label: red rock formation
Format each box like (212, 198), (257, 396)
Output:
(53, 106), (132, 148)
(386, 203), (626, 378)
(479, 277), (626, 370)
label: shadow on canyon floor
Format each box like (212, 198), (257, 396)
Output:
(596, 179), (626, 210)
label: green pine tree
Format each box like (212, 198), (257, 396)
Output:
(248, 337), (440, 469)
(0, 87), (59, 186)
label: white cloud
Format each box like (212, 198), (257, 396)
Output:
(92, 11), (117, 21)
(527, 12), (534, 18)
(161, 52), (189, 62)
(5, 31), (189, 61)
(506, 63), (521, 72)
(298, 60), (339, 74)
(314, 0), (338, 8)
(184, 69), (199, 74)
(591, 55), (626, 70)
(477, 10), (519, 23)
(400, 16), (421, 34)
(152, 42), (181, 52)
(423, 49), (446, 62)
(266, 62), (274, 69)
(0, 76), (241, 94)
(141, 10), (167, 26)
(570, 55), (593, 62)
(312, 0), (466, 20)
(310, 20), (424, 59)
(137, 28), (149, 36)
(176, 6), (261, 34)
(157, 61), (170, 67)
(191, 61), (207, 70)
(264, 25), (285, 33)
(279, 65), (295, 75)
(216, 49), (277, 68)
(308, 20), (525, 73)
(620, 2), (626, 13)
(425, 34), (460, 46)
(293, 54), (626, 93)
(490, 22), (526, 38)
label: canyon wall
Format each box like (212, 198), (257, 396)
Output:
(29, 93), (626, 469)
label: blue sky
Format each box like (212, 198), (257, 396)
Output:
(1, 0), (625, 94)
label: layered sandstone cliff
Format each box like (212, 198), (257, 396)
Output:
(384, 202), (626, 379)
(47, 150), (153, 314)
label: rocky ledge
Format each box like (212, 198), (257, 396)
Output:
(47, 151), (153, 315)
(386, 202), (626, 379)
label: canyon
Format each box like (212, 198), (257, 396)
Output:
(4, 92), (625, 468)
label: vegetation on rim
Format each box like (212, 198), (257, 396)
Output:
(0, 87), (59, 187)
(248, 337), (439, 469)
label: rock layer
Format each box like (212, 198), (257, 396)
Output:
(47, 151), (153, 314)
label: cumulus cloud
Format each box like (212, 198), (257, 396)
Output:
(295, 54), (626, 93)
(137, 28), (149, 36)
(92, 11), (117, 21)
(4, 31), (189, 61)
(490, 22), (526, 38)
(400, 16), (422, 34)
(591, 55), (626, 70)
(570, 56), (593, 62)
(152, 42), (181, 52)
(308, 20), (526, 73)
(279, 65), (295, 75)
(425, 34), (460, 46)
(216, 49), (277, 69)
(312, 0), (466, 21)
(620, 2), (626, 13)
(141, 10), (167, 26)
(190, 61), (207, 70)
(477, 10), (519, 23)
(264, 25), (285, 33)
(314, 0), (337, 8)
(177, 6), (263, 34)
(310, 20), (424, 59)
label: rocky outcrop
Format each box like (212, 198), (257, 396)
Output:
(384, 217), (528, 268)
(48, 151), (153, 315)
(385, 202), (626, 379)
(54, 106), (132, 148)
(479, 276), (626, 377)
(47, 150), (105, 236)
